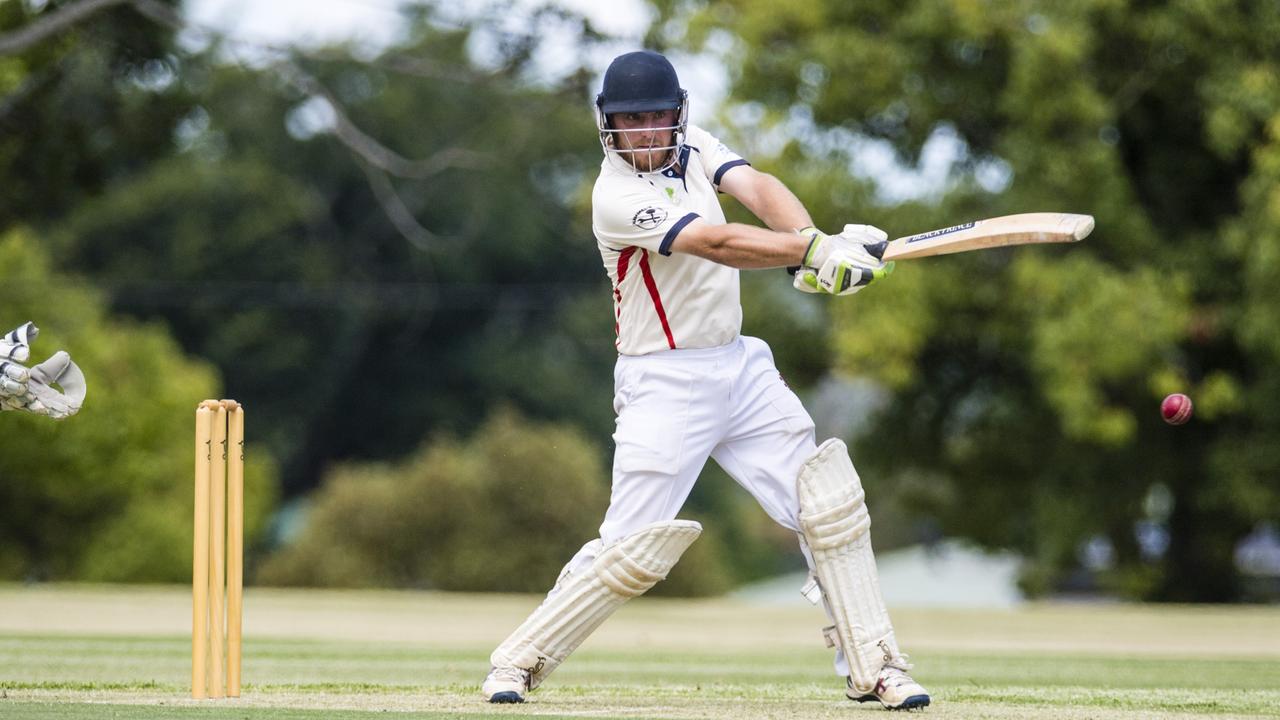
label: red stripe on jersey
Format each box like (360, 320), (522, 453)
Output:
(638, 250), (676, 349)
(613, 246), (638, 343)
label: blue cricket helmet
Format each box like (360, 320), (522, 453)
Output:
(596, 50), (685, 114)
(595, 50), (690, 174)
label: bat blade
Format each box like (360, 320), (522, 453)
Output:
(878, 212), (1094, 261)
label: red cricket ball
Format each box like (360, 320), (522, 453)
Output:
(1161, 393), (1193, 425)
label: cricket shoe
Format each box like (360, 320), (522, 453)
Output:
(482, 665), (530, 703)
(847, 659), (931, 711)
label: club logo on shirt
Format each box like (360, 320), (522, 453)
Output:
(632, 206), (668, 230)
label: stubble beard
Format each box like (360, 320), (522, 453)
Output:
(612, 129), (676, 173)
(621, 147), (674, 173)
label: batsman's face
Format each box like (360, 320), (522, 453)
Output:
(611, 110), (678, 172)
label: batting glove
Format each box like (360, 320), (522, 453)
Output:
(793, 226), (894, 296)
(797, 249), (894, 295)
(800, 224), (888, 266)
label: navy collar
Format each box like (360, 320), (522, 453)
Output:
(661, 146), (691, 178)
(656, 145), (692, 190)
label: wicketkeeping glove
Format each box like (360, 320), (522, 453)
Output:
(1, 321), (35, 363)
(0, 322), (86, 420)
(0, 360), (29, 398)
(0, 322), (35, 400)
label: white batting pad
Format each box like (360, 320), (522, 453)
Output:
(491, 519), (701, 689)
(797, 439), (899, 694)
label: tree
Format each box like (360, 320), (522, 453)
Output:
(42, 8), (615, 496)
(0, 229), (277, 581)
(0, 0), (190, 229)
(2, 2), (807, 590)
(653, 0), (1280, 600)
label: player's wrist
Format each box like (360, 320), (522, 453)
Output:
(797, 226), (826, 266)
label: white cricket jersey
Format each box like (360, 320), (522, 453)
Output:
(592, 124), (751, 356)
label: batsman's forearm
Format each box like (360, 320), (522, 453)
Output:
(693, 223), (810, 269)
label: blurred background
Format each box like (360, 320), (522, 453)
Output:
(0, 0), (1277, 604)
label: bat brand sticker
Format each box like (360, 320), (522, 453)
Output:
(632, 207), (668, 230)
(904, 221), (976, 244)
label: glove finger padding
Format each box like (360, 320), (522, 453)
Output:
(793, 268), (822, 293)
(838, 224), (889, 245)
(838, 224), (890, 261)
(815, 264), (866, 295)
(810, 247), (894, 295)
(0, 322), (36, 363)
(0, 359), (30, 394)
(2, 395), (32, 411)
(802, 225), (890, 270)
(0, 375), (25, 395)
(800, 262), (854, 294)
(0, 354), (32, 400)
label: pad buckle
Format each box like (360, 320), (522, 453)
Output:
(822, 624), (839, 649)
(800, 574), (823, 605)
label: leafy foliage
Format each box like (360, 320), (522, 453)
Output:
(0, 230), (277, 581)
(653, 0), (1280, 599)
(8, 0), (1276, 600)
(0, 1), (803, 594)
(257, 407), (744, 596)
(0, 0), (189, 229)
(257, 409), (602, 591)
(31, 10), (617, 497)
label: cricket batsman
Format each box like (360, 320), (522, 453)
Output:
(481, 50), (929, 711)
(0, 322), (86, 419)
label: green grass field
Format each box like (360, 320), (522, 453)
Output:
(1, 585), (1278, 719)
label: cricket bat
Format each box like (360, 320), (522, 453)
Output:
(867, 212), (1094, 261)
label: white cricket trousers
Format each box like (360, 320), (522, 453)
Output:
(565, 335), (818, 569)
(549, 335), (855, 676)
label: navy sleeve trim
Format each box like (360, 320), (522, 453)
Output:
(659, 212), (701, 256)
(713, 159), (750, 186)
